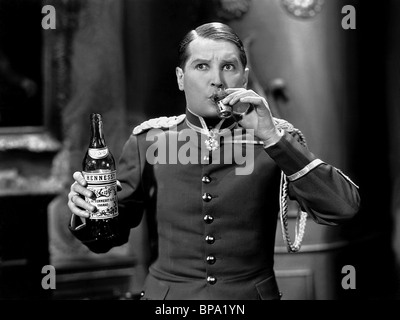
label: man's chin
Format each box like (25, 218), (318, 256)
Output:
(200, 105), (220, 119)
(189, 106), (219, 119)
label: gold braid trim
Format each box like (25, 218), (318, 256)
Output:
(132, 114), (186, 135)
(274, 117), (309, 253)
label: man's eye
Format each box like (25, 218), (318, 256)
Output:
(223, 64), (235, 71)
(195, 64), (208, 70)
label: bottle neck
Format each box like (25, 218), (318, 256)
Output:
(89, 114), (107, 148)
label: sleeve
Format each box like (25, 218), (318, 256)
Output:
(68, 134), (146, 253)
(264, 131), (360, 225)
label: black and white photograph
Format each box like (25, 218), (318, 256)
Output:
(0, 0), (399, 309)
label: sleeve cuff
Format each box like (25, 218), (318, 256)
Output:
(287, 159), (325, 181)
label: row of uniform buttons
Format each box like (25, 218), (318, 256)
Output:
(203, 172), (216, 285)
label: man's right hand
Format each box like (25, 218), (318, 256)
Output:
(67, 171), (96, 219)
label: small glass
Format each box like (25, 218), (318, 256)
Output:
(214, 90), (252, 120)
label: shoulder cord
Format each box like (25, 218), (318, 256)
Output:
(279, 128), (308, 253)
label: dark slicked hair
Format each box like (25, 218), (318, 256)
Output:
(178, 22), (247, 70)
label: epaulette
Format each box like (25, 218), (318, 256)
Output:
(132, 114), (186, 135)
(273, 117), (307, 147)
(273, 117), (295, 133)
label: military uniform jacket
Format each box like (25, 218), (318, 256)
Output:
(70, 109), (360, 300)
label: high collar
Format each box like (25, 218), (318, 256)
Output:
(185, 107), (236, 130)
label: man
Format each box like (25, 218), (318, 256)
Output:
(67, 22), (360, 300)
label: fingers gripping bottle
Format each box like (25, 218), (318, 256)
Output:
(82, 113), (119, 242)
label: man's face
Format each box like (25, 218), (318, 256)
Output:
(176, 37), (249, 118)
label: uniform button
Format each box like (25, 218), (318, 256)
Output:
(205, 235), (215, 244)
(203, 215), (214, 224)
(202, 175), (211, 184)
(207, 276), (217, 285)
(206, 255), (216, 264)
(202, 193), (212, 202)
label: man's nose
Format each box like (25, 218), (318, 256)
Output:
(210, 69), (224, 88)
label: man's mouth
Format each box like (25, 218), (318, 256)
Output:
(210, 90), (228, 103)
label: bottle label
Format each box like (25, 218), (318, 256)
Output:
(83, 170), (119, 220)
(88, 147), (109, 159)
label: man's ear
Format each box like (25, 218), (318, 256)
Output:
(242, 67), (249, 88)
(176, 67), (184, 91)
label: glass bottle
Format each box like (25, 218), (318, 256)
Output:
(82, 113), (119, 242)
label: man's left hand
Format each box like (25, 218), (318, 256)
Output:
(222, 88), (282, 147)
